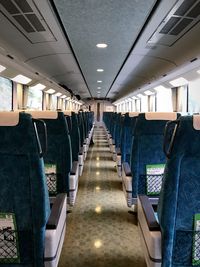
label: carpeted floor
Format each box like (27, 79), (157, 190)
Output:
(58, 124), (146, 267)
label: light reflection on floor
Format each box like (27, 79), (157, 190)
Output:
(58, 124), (146, 267)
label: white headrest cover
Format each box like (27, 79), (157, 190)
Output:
(193, 115), (200, 130)
(63, 111), (72, 116)
(129, 112), (139, 117)
(0, 112), (19, 126)
(27, 111), (58, 119)
(145, 112), (177, 121)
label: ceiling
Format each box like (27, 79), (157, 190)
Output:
(0, 0), (200, 101)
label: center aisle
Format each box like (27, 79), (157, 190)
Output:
(59, 124), (146, 267)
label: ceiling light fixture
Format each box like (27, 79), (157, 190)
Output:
(45, 89), (55, 94)
(97, 69), (104, 72)
(55, 92), (62, 97)
(0, 64), (6, 73)
(61, 95), (67, 99)
(132, 96), (138, 100)
(30, 83), (46, 90)
(144, 90), (154, 96)
(137, 94), (143, 98)
(169, 77), (188, 87)
(96, 43), (107, 48)
(97, 80), (102, 83)
(97, 87), (101, 89)
(197, 70), (200, 74)
(12, 74), (32, 84)
(154, 85), (167, 92)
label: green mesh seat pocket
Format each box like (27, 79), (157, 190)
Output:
(0, 213), (20, 263)
(146, 164), (165, 196)
(45, 164), (57, 195)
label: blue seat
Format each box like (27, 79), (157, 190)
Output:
(28, 111), (79, 206)
(0, 112), (66, 267)
(65, 111), (84, 176)
(122, 112), (178, 207)
(138, 115), (200, 267)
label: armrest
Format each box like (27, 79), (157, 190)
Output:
(70, 161), (79, 175)
(46, 193), (66, 230)
(138, 195), (160, 231)
(79, 147), (83, 155)
(122, 162), (132, 176)
(116, 147), (121, 155)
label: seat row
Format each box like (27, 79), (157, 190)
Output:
(0, 110), (94, 267)
(104, 111), (200, 267)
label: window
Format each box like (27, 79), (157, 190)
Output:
(136, 99), (141, 112)
(141, 95), (148, 112)
(50, 94), (57, 110)
(0, 76), (12, 111)
(27, 87), (43, 110)
(156, 88), (173, 112)
(188, 78), (200, 113)
(149, 95), (156, 111)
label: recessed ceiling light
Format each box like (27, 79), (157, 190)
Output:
(137, 94), (143, 98)
(45, 89), (55, 94)
(96, 43), (107, 48)
(154, 85), (167, 92)
(197, 70), (200, 74)
(12, 74), (32, 84)
(97, 80), (102, 83)
(61, 95), (67, 98)
(55, 92), (62, 97)
(97, 69), (104, 72)
(30, 83), (46, 90)
(0, 64), (6, 73)
(169, 77), (188, 87)
(144, 90), (154, 96)
(132, 96), (138, 100)
(66, 97), (71, 100)
(97, 87), (101, 89)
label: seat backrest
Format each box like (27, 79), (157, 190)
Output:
(113, 113), (122, 148)
(0, 112), (50, 266)
(27, 111), (72, 196)
(71, 112), (81, 161)
(78, 112), (86, 145)
(130, 112), (177, 198)
(121, 112), (139, 163)
(157, 115), (200, 267)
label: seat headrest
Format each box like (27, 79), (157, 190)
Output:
(145, 112), (177, 121)
(128, 112), (139, 117)
(0, 112), (19, 126)
(63, 111), (72, 116)
(26, 111), (58, 119)
(193, 115), (200, 130)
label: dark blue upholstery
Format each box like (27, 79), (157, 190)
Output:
(37, 112), (72, 196)
(130, 113), (172, 199)
(78, 112), (86, 146)
(157, 115), (200, 267)
(0, 112), (50, 266)
(113, 113), (122, 149)
(71, 112), (81, 161)
(121, 113), (138, 164)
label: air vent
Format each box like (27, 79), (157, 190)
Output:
(13, 14), (35, 33)
(25, 14), (45, 32)
(148, 0), (200, 46)
(0, 0), (56, 43)
(174, 0), (196, 16)
(188, 2), (200, 18)
(0, 0), (20, 14)
(159, 17), (181, 34)
(170, 18), (193, 35)
(13, 0), (33, 13)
